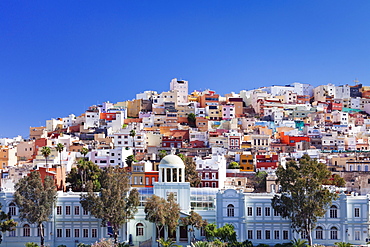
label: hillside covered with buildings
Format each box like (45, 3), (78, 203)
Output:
(2, 78), (370, 246)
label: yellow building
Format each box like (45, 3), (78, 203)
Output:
(239, 153), (254, 172)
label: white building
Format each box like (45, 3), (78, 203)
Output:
(170, 78), (188, 104)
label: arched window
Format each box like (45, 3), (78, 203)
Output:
(9, 202), (16, 216)
(358, 165), (361, 171)
(330, 226), (338, 239)
(23, 224), (30, 237)
(227, 204), (234, 217)
(315, 227), (323, 239)
(330, 205), (338, 218)
(136, 223), (144, 236)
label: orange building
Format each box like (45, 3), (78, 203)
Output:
(280, 132), (310, 147)
(31, 166), (67, 191)
(199, 91), (219, 108)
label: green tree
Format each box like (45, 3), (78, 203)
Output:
(129, 129), (136, 157)
(80, 166), (139, 243)
(66, 161), (102, 192)
(0, 203), (17, 244)
(181, 211), (207, 241)
(252, 171), (267, 192)
(187, 113), (196, 128)
(145, 193), (180, 241)
(55, 143), (64, 166)
(184, 156), (201, 187)
(80, 147), (89, 161)
(14, 171), (57, 247)
(204, 223), (237, 244)
(159, 150), (168, 160)
(271, 154), (339, 246)
(228, 162), (240, 169)
(323, 174), (346, 187)
(40, 146), (51, 167)
(125, 155), (137, 167)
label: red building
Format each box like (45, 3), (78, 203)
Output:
(100, 112), (117, 121)
(256, 154), (279, 170)
(198, 169), (219, 188)
(162, 136), (183, 148)
(144, 171), (159, 187)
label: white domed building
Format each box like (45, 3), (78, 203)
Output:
(154, 154), (190, 211)
(128, 154), (218, 246)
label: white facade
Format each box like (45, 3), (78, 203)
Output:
(335, 85), (351, 99)
(170, 78), (188, 104)
(84, 110), (100, 129)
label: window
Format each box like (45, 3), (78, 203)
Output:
(9, 230), (15, 237)
(330, 205), (338, 218)
(9, 202), (16, 216)
(247, 207), (253, 216)
(283, 230), (288, 240)
(23, 224), (30, 237)
(256, 230), (261, 239)
(265, 207), (271, 216)
(136, 223), (144, 236)
(330, 227), (338, 240)
(56, 206), (62, 215)
(247, 230), (253, 239)
(265, 230), (270, 239)
(274, 209), (280, 216)
(66, 206), (71, 215)
(355, 207), (360, 217)
(355, 231), (360, 241)
(227, 204), (235, 217)
(256, 207), (262, 216)
(315, 227), (323, 239)
(57, 228), (62, 238)
(92, 228), (97, 238)
(75, 229), (80, 238)
(274, 230), (279, 239)
(66, 229), (71, 238)
(74, 206), (80, 215)
(83, 208), (89, 215)
(83, 229), (88, 238)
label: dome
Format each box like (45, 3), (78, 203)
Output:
(159, 154), (185, 169)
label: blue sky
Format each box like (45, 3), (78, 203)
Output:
(1, 1), (370, 138)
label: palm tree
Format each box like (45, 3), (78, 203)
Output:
(335, 242), (352, 247)
(40, 146), (51, 168)
(80, 147), (89, 161)
(291, 238), (308, 247)
(55, 143), (64, 166)
(125, 155), (137, 167)
(157, 238), (179, 247)
(129, 129), (136, 157)
(158, 150), (167, 160)
(78, 148), (89, 191)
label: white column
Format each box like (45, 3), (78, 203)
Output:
(170, 168), (173, 182)
(164, 168), (167, 182)
(176, 168), (179, 182)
